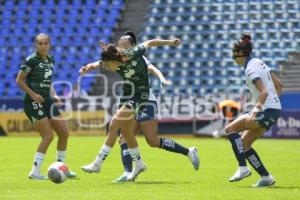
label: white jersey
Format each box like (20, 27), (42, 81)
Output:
(148, 88), (156, 101)
(143, 56), (157, 101)
(244, 58), (281, 110)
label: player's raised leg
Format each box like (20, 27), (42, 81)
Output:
(140, 119), (199, 171)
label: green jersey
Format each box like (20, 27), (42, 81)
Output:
(20, 52), (54, 99)
(117, 44), (149, 96)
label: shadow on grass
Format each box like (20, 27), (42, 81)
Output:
(237, 186), (300, 189)
(67, 177), (80, 181)
(107, 181), (192, 185)
(135, 181), (191, 185)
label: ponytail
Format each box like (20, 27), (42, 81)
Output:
(124, 31), (137, 45)
(100, 43), (123, 62)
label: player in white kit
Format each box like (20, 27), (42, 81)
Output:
(225, 33), (283, 187)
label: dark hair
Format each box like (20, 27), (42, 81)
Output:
(232, 33), (252, 56)
(124, 31), (137, 45)
(35, 33), (51, 44)
(101, 44), (123, 62)
(241, 32), (251, 41)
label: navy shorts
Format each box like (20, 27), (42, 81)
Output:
(255, 108), (281, 131)
(119, 92), (150, 111)
(136, 101), (158, 122)
(119, 94), (158, 122)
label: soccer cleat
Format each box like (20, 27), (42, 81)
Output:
(188, 147), (200, 171)
(113, 172), (130, 183)
(81, 162), (101, 173)
(252, 175), (275, 187)
(66, 170), (77, 178)
(229, 166), (251, 182)
(28, 169), (47, 180)
(127, 161), (146, 182)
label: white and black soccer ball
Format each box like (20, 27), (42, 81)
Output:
(47, 162), (69, 184)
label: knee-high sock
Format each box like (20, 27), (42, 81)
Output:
(120, 143), (132, 172)
(32, 152), (45, 169)
(245, 148), (269, 176)
(159, 138), (189, 156)
(95, 144), (111, 165)
(56, 151), (66, 163)
(227, 133), (246, 166)
(128, 147), (143, 165)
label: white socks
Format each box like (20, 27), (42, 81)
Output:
(95, 144), (112, 164)
(128, 147), (142, 164)
(56, 151), (66, 163)
(32, 152), (45, 170)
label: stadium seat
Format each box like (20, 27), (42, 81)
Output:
(142, 0), (300, 94)
(1, 0), (124, 97)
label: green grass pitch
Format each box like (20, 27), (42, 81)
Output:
(0, 136), (300, 200)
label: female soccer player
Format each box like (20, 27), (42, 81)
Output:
(16, 33), (76, 180)
(113, 31), (170, 182)
(226, 33), (282, 187)
(80, 37), (199, 181)
(114, 31), (199, 182)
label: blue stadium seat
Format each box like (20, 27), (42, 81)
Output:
(0, 0), (124, 97)
(142, 0), (300, 94)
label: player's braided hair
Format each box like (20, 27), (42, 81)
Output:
(232, 32), (252, 56)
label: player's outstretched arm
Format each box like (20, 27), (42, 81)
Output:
(142, 38), (180, 49)
(79, 61), (102, 75)
(147, 65), (172, 87)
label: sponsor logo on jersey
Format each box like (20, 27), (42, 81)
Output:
(38, 110), (44, 116)
(21, 65), (32, 73)
(39, 63), (53, 68)
(124, 69), (135, 78)
(131, 61), (137, 66)
(40, 83), (51, 88)
(44, 68), (53, 78)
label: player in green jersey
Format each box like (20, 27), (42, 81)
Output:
(80, 36), (199, 182)
(114, 32), (199, 182)
(16, 33), (76, 180)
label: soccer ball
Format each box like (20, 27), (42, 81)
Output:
(47, 162), (69, 184)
